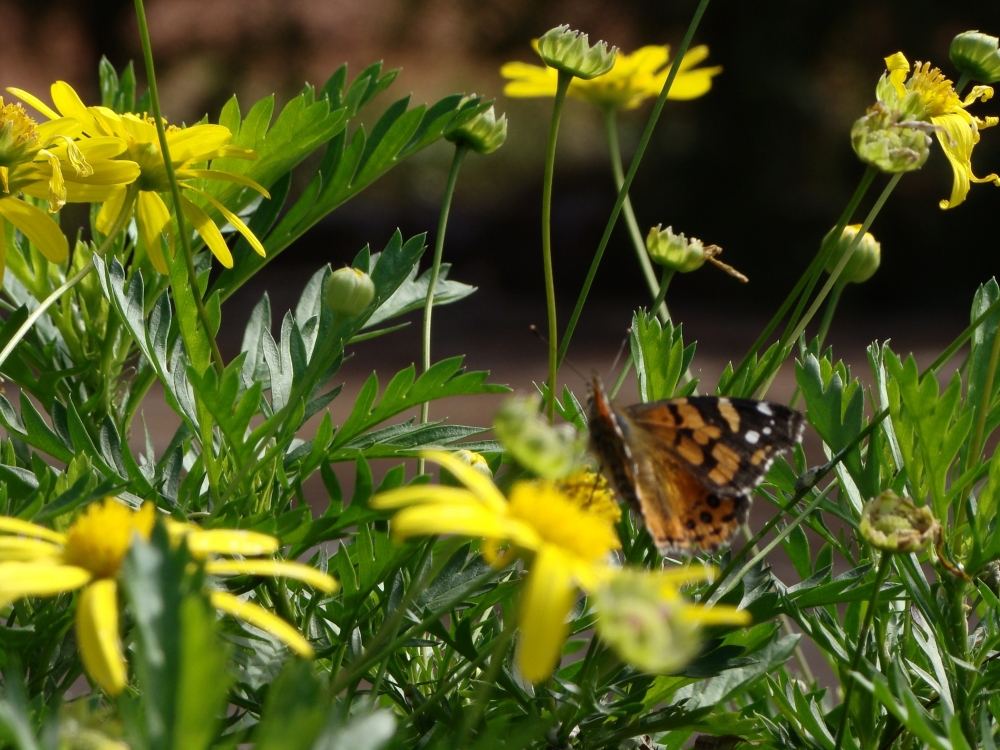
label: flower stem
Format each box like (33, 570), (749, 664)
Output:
(723, 167), (875, 395)
(746, 172), (900, 398)
(420, 143), (468, 467)
(134, 0), (224, 376)
(833, 554), (893, 750)
(956, 73), (972, 95)
(0, 184), (139, 374)
(556, 0), (713, 370)
(542, 71), (573, 424)
(603, 106), (665, 320)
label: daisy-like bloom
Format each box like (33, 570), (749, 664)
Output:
(501, 44), (722, 110)
(0, 95), (139, 277)
(10, 82), (269, 272)
(371, 450), (622, 683)
(880, 52), (1000, 208)
(592, 567), (751, 674)
(0, 498), (337, 695)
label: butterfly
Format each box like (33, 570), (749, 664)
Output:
(586, 376), (804, 555)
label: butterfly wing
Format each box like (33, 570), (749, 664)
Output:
(624, 396), (804, 498)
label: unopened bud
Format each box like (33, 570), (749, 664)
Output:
(537, 25), (616, 80)
(950, 31), (1000, 84)
(493, 394), (586, 479)
(324, 267), (375, 317)
(645, 225), (747, 281)
(851, 102), (933, 173)
(446, 104), (507, 154)
(859, 491), (939, 553)
(823, 224), (881, 284)
(441, 450), (493, 486)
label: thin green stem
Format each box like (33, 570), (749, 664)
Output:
(542, 71), (572, 424)
(651, 267), (674, 320)
(603, 106), (665, 320)
(816, 280), (845, 349)
(833, 554), (893, 750)
(723, 167), (875, 395)
(610, 355), (633, 399)
(419, 144), (467, 473)
(134, 0), (224, 375)
(557, 0), (713, 369)
(956, 73), (972, 95)
(0, 184), (139, 373)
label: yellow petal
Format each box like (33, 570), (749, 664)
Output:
(76, 579), (127, 695)
(95, 185), (129, 236)
(72, 135), (128, 160)
(370, 485), (483, 510)
(185, 529), (279, 557)
(390, 504), (509, 541)
(6, 86), (61, 120)
(0, 516), (66, 544)
(422, 450), (508, 513)
(517, 546), (577, 684)
(66, 159), (140, 186)
(933, 112), (1000, 209)
(184, 184), (266, 257)
(35, 118), (83, 142)
(50, 81), (103, 137)
(166, 125), (233, 164)
(205, 559), (338, 593)
(0, 537), (63, 562)
(0, 196), (68, 263)
(180, 194), (233, 268)
(0, 216), (6, 284)
(135, 190), (172, 274)
(885, 52), (910, 99)
(0, 561), (91, 602)
(38, 149), (66, 212)
(677, 602), (752, 626)
(210, 590), (313, 657)
(177, 169), (270, 197)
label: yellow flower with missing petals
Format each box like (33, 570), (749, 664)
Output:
(0, 498), (337, 695)
(372, 450), (620, 683)
(0, 95), (139, 278)
(9, 82), (269, 272)
(880, 52), (1000, 208)
(502, 44), (721, 110)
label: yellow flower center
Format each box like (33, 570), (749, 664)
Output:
(555, 471), (622, 526)
(0, 97), (40, 171)
(508, 480), (620, 562)
(63, 499), (156, 578)
(908, 62), (962, 118)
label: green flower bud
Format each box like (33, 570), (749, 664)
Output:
(493, 394), (587, 479)
(537, 25), (616, 80)
(324, 267), (375, 317)
(859, 491), (939, 553)
(823, 224), (881, 284)
(446, 104), (507, 154)
(950, 31), (1000, 84)
(592, 571), (701, 675)
(645, 225), (707, 273)
(851, 102), (933, 173)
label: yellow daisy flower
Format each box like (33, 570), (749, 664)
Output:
(882, 52), (1000, 208)
(9, 82), (270, 272)
(372, 450), (621, 684)
(0, 498), (337, 695)
(0, 95), (139, 277)
(501, 44), (722, 110)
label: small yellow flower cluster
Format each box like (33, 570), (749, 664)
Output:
(0, 498), (337, 696)
(371, 451), (749, 684)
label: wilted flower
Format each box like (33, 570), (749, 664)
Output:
(502, 44), (721, 110)
(535, 25), (617, 80)
(646, 224), (747, 281)
(446, 104), (507, 154)
(592, 568), (750, 674)
(493, 394), (587, 478)
(950, 31), (1000, 84)
(10, 81), (270, 271)
(859, 491), (940, 553)
(851, 101), (934, 173)
(823, 224), (881, 284)
(325, 266), (375, 317)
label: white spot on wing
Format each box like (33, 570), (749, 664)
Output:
(762, 426), (772, 435)
(745, 430), (760, 444)
(757, 403), (773, 416)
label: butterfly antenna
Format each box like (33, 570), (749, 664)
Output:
(606, 328), (631, 382)
(531, 324), (587, 383)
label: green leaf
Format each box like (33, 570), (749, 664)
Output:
(173, 595), (231, 750)
(364, 262), (476, 328)
(252, 661), (327, 750)
(630, 312), (697, 402)
(852, 666), (950, 750)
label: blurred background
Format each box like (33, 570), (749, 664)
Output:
(3, 0), (999, 396)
